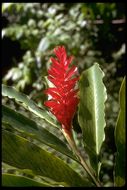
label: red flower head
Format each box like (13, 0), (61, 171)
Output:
(44, 46), (79, 131)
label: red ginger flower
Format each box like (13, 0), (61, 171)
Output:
(44, 46), (79, 131)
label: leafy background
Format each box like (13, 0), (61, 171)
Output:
(2, 3), (125, 187)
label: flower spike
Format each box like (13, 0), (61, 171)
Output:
(44, 46), (79, 131)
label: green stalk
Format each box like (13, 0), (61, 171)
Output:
(62, 128), (102, 187)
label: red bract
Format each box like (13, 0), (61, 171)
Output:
(44, 46), (79, 131)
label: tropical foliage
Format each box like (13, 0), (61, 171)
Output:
(2, 3), (125, 187)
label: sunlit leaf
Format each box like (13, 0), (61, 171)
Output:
(2, 84), (59, 128)
(78, 63), (107, 175)
(37, 37), (50, 52)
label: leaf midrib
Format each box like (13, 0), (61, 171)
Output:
(91, 68), (99, 155)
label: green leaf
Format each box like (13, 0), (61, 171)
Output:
(2, 3), (14, 13)
(2, 173), (52, 187)
(78, 63), (107, 174)
(2, 105), (76, 161)
(2, 130), (93, 187)
(2, 84), (59, 128)
(37, 37), (50, 52)
(114, 77), (126, 187)
(2, 164), (69, 187)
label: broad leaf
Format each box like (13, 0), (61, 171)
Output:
(2, 164), (69, 187)
(2, 84), (59, 128)
(2, 130), (94, 187)
(2, 173), (52, 187)
(114, 77), (126, 186)
(78, 63), (107, 174)
(2, 105), (76, 161)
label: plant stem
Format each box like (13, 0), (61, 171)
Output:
(62, 128), (102, 187)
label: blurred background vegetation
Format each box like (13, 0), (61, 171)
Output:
(2, 3), (125, 187)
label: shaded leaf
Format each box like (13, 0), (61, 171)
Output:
(2, 130), (93, 187)
(114, 77), (126, 186)
(2, 164), (69, 187)
(2, 84), (59, 128)
(2, 105), (76, 161)
(78, 63), (107, 174)
(2, 173), (52, 187)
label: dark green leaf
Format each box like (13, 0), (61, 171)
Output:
(2, 173), (52, 187)
(2, 105), (76, 161)
(2, 130), (93, 187)
(114, 77), (126, 186)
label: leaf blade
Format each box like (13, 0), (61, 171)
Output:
(78, 63), (107, 174)
(2, 130), (93, 187)
(2, 84), (58, 128)
(114, 77), (126, 186)
(2, 173), (52, 187)
(2, 105), (76, 161)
